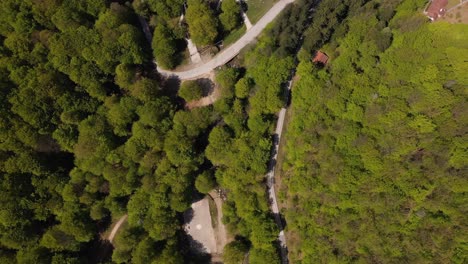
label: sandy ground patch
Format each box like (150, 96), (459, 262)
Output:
(441, 3), (468, 24)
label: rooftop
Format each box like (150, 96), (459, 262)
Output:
(313, 51), (329, 65)
(425, 0), (448, 20)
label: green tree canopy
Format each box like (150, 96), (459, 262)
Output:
(220, 0), (242, 32)
(178, 80), (204, 101)
(186, 0), (219, 46)
(195, 170), (217, 194)
(152, 24), (178, 70)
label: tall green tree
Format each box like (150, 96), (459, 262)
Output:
(220, 0), (242, 32)
(186, 0), (219, 46)
(152, 24), (178, 69)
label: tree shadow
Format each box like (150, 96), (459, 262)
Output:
(162, 75), (182, 98)
(179, 231), (212, 264)
(175, 38), (188, 67)
(279, 244), (289, 264)
(184, 208), (195, 225)
(240, 1), (248, 13)
(86, 238), (113, 264)
(286, 87), (292, 107)
(266, 133), (280, 172)
(272, 212), (287, 230)
(196, 78), (215, 97)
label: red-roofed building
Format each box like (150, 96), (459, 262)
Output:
(312, 51), (328, 65)
(424, 0), (448, 21)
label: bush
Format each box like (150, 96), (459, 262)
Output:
(195, 171), (216, 194)
(178, 80), (204, 101)
(220, 0), (242, 32)
(223, 240), (249, 264)
(235, 77), (253, 99)
(216, 67), (240, 98)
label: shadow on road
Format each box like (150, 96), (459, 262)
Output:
(272, 212), (287, 230)
(179, 231), (212, 264)
(162, 75), (181, 97)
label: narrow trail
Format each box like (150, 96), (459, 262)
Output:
(107, 215), (128, 243)
(209, 190), (229, 252)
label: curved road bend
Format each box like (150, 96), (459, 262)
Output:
(267, 80), (293, 264)
(157, 0), (296, 80)
(108, 214), (128, 243)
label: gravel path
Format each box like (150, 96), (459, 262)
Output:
(157, 0), (295, 80)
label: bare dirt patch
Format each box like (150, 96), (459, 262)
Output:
(441, 2), (468, 24)
(107, 215), (128, 243)
(186, 72), (221, 109)
(209, 190), (232, 263)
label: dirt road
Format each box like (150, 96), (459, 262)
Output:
(108, 214), (127, 243)
(157, 0), (295, 80)
(209, 190), (229, 252)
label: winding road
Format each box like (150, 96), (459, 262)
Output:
(137, 1), (297, 261)
(157, 0), (296, 80)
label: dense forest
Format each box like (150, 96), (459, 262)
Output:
(0, 0), (315, 263)
(0, 0), (195, 263)
(1, 0), (466, 263)
(0, 0), (210, 263)
(281, 0), (468, 263)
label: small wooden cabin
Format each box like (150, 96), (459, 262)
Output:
(312, 51), (329, 65)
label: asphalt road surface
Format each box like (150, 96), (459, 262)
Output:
(157, 0), (296, 80)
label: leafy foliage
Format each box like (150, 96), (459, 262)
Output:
(281, 0), (468, 262)
(186, 0), (219, 46)
(220, 0), (242, 32)
(195, 171), (217, 194)
(0, 1), (216, 262)
(178, 80), (204, 101)
(223, 240), (249, 264)
(152, 24), (178, 69)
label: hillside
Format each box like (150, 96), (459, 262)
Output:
(280, 0), (468, 262)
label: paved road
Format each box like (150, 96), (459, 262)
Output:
(266, 80), (293, 264)
(184, 198), (217, 254)
(108, 214), (128, 243)
(157, 0), (295, 80)
(186, 38), (202, 63)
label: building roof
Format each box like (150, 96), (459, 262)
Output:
(313, 51), (329, 64)
(426, 0), (448, 20)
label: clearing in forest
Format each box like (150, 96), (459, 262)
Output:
(441, 2), (468, 23)
(246, 0), (278, 23)
(184, 198), (217, 254)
